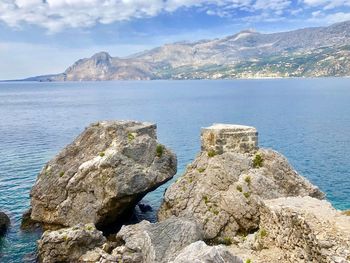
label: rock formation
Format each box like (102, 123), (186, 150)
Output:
(0, 211), (10, 236)
(38, 223), (106, 263)
(79, 217), (204, 263)
(31, 122), (350, 263)
(229, 197), (350, 263)
(158, 124), (324, 240)
(28, 121), (177, 229)
(170, 241), (243, 263)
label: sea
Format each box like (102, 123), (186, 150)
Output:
(0, 79), (350, 262)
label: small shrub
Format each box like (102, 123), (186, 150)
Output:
(253, 154), (263, 168)
(207, 150), (216, 158)
(244, 175), (251, 185)
(99, 152), (105, 157)
(243, 192), (250, 198)
(189, 178), (193, 183)
(236, 185), (243, 192)
(245, 259), (252, 263)
(85, 225), (94, 231)
(203, 195), (209, 204)
(259, 228), (268, 238)
(127, 133), (135, 141)
(220, 237), (232, 246)
(198, 167), (206, 173)
(212, 209), (219, 215)
(342, 210), (350, 216)
(156, 144), (164, 157)
(59, 171), (65, 177)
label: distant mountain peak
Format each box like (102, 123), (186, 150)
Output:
(91, 51), (112, 61)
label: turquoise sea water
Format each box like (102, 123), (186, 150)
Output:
(0, 79), (350, 262)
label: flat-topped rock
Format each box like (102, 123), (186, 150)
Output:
(159, 124), (324, 240)
(201, 124), (258, 154)
(28, 120), (177, 229)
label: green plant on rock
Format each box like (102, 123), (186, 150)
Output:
(127, 132), (135, 142)
(156, 144), (164, 157)
(244, 175), (251, 185)
(85, 225), (94, 231)
(342, 210), (350, 216)
(253, 154), (263, 168)
(245, 259), (252, 263)
(198, 167), (206, 173)
(207, 149), (216, 158)
(59, 171), (65, 177)
(236, 185), (243, 192)
(259, 228), (268, 238)
(99, 152), (105, 157)
(243, 192), (251, 198)
(203, 195), (209, 205)
(220, 237), (233, 246)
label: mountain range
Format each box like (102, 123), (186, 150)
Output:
(24, 20), (350, 81)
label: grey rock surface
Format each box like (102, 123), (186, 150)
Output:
(257, 196), (350, 263)
(79, 217), (203, 263)
(38, 223), (106, 263)
(29, 120), (177, 228)
(0, 211), (10, 235)
(158, 124), (324, 240)
(171, 241), (243, 263)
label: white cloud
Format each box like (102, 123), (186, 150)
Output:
(0, 0), (297, 32)
(303, 0), (350, 9)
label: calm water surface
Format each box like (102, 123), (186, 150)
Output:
(1, 79), (350, 262)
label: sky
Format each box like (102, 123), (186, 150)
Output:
(1, 0), (350, 79)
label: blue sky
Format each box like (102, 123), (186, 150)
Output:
(1, 0), (350, 79)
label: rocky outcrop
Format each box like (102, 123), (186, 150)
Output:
(38, 223), (106, 263)
(257, 197), (350, 262)
(79, 217), (203, 263)
(158, 124), (324, 240)
(228, 197), (350, 263)
(171, 241), (243, 263)
(0, 211), (10, 235)
(29, 121), (177, 229)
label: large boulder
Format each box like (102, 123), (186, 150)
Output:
(79, 217), (204, 263)
(29, 121), (177, 228)
(0, 212), (10, 236)
(170, 241), (243, 263)
(255, 196), (350, 263)
(158, 124), (324, 240)
(38, 223), (106, 263)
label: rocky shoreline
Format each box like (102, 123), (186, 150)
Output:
(19, 121), (350, 262)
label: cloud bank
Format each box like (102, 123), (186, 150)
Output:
(0, 0), (349, 32)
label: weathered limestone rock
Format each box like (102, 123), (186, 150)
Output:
(38, 223), (106, 263)
(256, 197), (350, 263)
(79, 217), (203, 263)
(29, 121), (177, 228)
(170, 241), (243, 263)
(158, 124), (324, 240)
(0, 211), (10, 236)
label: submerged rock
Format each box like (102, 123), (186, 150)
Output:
(0, 211), (10, 236)
(170, 241), (243, 263)
(28, 121), (177, 229)
(38, 223), (106, 263)
(158, 124), (324, 240)
(80, 217), (203, 263)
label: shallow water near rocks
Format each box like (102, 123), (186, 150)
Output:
(1, 79), (350, 262)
